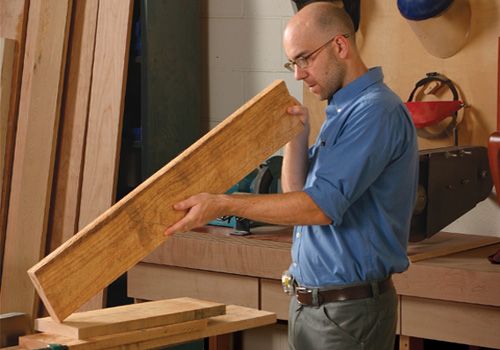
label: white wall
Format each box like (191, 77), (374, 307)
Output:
(204, 0), (302, 130)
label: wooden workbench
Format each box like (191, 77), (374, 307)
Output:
(128, 227), (500, 349)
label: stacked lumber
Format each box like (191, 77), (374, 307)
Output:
(1, 0), (302, 327)
(18, 298), (276, 350)
(0, 0), (134, 320)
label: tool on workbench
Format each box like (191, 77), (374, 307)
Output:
(406, 73), (493, 241)
(209, 155), (283, 235)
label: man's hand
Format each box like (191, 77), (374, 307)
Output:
(164, 193), (225, 236)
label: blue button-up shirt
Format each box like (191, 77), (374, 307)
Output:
(290, 67), (419, 287)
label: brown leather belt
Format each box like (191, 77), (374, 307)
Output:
(295, 277), (393, 306)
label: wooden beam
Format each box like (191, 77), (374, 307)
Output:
(47, 0), (99, 253)
(0, 38), (16, 286)
(0, 0), (71, 317)
(34, 298), (225, 339)
(0, 0), (28, 286)
(20, 305), (276, 350)
(28, 80), (303, 322)
(76, 0), (133, 312)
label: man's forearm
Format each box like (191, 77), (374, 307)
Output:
(282, 132), (309, 193)
(221, 191), (331, 226)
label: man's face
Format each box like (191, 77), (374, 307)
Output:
(284, 29), (346, 100)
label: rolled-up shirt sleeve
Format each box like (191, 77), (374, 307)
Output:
(303, 103), (403, 226)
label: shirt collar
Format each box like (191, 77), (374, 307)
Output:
(327, 67), (384, 114)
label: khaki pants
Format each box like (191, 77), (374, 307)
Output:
(288, 285), (397, 350)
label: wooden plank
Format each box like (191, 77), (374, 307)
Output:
(0, 0), (28, 287)
(76, 0), (133, 312)
(0, 0), (71, 317)
(28, 79), (302, 322)
(0, 38), (16, 286)
(127, 263), (259, 309)
(47, 0), (99, 253)
(0, 0), (28, 40)
(407, 231), (500, 262)
(21, 319), (206, 350)
(401, 296), (500, 349)
(20, 305), (276, 350)
(34, 298), (224, 339)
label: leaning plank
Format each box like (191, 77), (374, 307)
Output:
(76, 0), (133, 312)
(34, 297), (224, 339)
(28, 80), (302, 322)
(0, 0), (71, 317)
(0, 0), (29, 286)
(0, 38), (16, 284)
(20, 305), (276, 350)
(48, 0), (99, 253)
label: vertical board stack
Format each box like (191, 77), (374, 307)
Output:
(0, 0), (134, 322)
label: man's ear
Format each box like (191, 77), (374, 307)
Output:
(334, 35), (349, 59)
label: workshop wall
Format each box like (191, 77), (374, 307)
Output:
(359, 1), (500, 237)
(204, 0), (302, 129)
(206, 0), (499, 236)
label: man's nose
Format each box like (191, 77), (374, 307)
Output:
(294, 65), (307, 80)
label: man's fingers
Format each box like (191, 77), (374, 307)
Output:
(165, 217), (190, 236)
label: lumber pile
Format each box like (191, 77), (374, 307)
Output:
(18, 298), (277, 350)
(1, 0), (302, 325)
(0, 0), (134, 320)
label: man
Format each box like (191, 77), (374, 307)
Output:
(165, 2), (418, 349)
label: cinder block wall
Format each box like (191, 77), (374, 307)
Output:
(204, 0), (302, 129)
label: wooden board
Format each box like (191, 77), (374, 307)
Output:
(0, 0), (28, 286)
(20, 305), (276, 350)
(0, 38), (16, 285)
(76, 0), (133, 312)
(407, 231), (500, 262)
(127, 263), (259, 309)
(48, 0), (99, 253)
(0, 0), (71, 317)
(28, 80), (303, 322)
(22, 319), (206, 350)
(34, 297), (224, 339)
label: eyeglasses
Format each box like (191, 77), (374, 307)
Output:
(284, 33), (352, 72)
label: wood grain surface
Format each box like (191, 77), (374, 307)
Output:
(76, 0), (133, 313)
(0, 0), (71, 317)
(20, 305), (276, 350)
(34, 297), (224, 339)
(28, 80), (303, 322)
(48, 0), (99, 253)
